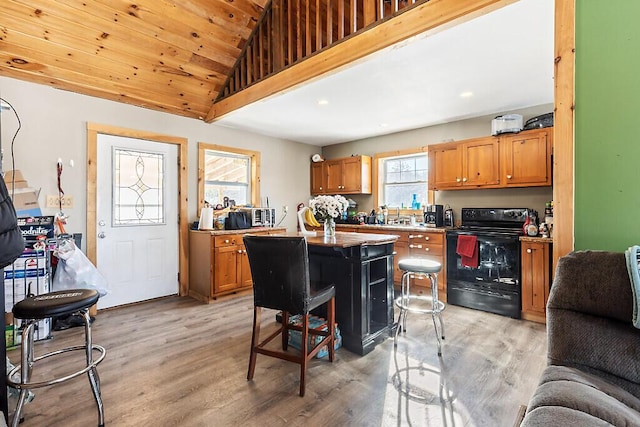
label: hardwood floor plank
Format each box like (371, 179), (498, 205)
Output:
(6, 294), (545, 426)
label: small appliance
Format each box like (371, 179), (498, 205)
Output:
(424, 204), (444, 227)
(444, 207), (454, 228)
(523, 112), (554, 130)
(238, 207), (276, 227)
(491, 114), (523, 135)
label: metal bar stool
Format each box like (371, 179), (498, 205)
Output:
(394, 258), (446, 355)
(7, 289), (106, 427)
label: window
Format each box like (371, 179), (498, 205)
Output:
(198, 143), (260, 209)
(374, 148), (431, 209)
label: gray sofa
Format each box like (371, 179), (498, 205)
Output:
(522, 250), (640, 426)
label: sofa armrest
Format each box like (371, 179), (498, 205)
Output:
(547, 250), (640, 395)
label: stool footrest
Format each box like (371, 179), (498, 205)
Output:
(394, 295), (445, 315)
(7, 345), (106, 389)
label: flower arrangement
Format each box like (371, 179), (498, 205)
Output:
(309, 194), (349, 220)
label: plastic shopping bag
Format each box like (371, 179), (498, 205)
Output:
(52, 239), (109, 296)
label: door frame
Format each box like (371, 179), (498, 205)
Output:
(86, 123), (189, 297)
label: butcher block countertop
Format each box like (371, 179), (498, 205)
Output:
(269, 231), (398, 248)
(520, 236), (553, 243)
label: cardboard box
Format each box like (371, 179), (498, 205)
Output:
(11, 187), (40, 211)
(3, 169), (24, 182)
(18, 216), (55, 246)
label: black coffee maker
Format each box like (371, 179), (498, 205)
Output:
(424, 204), (444, 227)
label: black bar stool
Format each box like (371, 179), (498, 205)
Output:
(6, 289), (106, 427)
(394, 258), (446, 355)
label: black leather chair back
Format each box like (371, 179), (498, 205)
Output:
(243, 235), (311, 315)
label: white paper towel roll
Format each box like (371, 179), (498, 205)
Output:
(198, 207), (214, 230)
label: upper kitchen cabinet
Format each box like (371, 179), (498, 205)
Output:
(428, 136), (500, 190)
(311, 155), (372, 195)
(428, 128), (553, 190)
(500, 128), (553, 187)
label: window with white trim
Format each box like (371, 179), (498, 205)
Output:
(380, 153), (428, 208)
(203, 150), (251, 206)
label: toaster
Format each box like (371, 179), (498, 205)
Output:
(491, 114), (523, 136)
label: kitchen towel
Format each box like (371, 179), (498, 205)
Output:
(456, 234), (478, 268)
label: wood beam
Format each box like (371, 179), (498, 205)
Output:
(205, 0), (516, 122)
(553, 0), (575, 269)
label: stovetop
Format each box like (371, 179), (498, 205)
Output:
(459, 207), (529, 230)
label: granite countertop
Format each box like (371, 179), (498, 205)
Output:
(336, 223), (448, 233)
(190, 227), (286, 236)
(520, 236), (553, 243)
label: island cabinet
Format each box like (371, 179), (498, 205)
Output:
(428, 127), (553, 190)
(310, 155), (372, 195)
(520, 238), (552, 323)
(188, 228), (285, 303)
(341, 225), (447, 301)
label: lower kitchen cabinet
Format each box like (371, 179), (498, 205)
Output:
(188, 228), (285, 303)
(521, 239), (552, 323)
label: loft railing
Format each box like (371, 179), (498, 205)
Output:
(216, 0), (429, 102)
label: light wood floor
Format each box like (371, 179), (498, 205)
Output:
(6, 292), (547, 427)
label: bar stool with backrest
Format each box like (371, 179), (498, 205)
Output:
(7, 288), (106, 427)
(394, 258), (446, 355)
(243, 235), (335, 397)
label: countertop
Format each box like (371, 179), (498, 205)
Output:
(269, 231), (398, 248)
(335, 223), (448, 233)
(190, 226), (286, 236)
(520, 236), (553, 243)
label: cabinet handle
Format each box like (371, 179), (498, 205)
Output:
(527, 248), (532, 254)
(319, 186), (323, 190)
(409, 244), (423, 249)
(456, 178), (461, 182)
(424, 248), (430, 252)
(507, 174), (513, 179)
(224, 239), (230, 244)
(424, 236), (430, 241)
(462, 177), (468, 182)
(409, 234), (423, 239)
(237, 250), (242, 254)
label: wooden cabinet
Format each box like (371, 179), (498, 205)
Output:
(428, 128), (553, 190)
(188, 228), (284, 303)
(521, 239), (552, 323)
(310, 155), (372, 195)
(501, 129), (552, 187)
(406, 231), (447, 299)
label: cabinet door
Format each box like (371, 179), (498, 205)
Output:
(393, 239), (410, 284)
(461, 137), (500, 187)
(341, 156), (363, 193)
(501, 130), (552, 187)
(310, 162), (325, 195)
(428, 143), (461, 189)
(214, 245), (239, 293)
(325, 159), (344, 193)
(521, 242), (550, 315)
(238, 244), (253, 288)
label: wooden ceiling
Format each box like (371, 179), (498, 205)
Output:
(0, 0), (269, 120)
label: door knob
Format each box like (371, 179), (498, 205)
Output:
(98, 232), (106, 239)
(98, 220), (106, 226)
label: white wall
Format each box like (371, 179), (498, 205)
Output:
(321, 104), (554, 220)
(0, 77), (316, 239)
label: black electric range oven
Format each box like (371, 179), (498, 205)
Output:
(445, 208), (529, 318)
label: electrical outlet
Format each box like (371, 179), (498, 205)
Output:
(46, 195), (74, 209)
(282, 205), (289, 214)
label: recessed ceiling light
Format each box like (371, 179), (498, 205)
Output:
(317, 99), (329, 106)
(460, 91), (474, 98)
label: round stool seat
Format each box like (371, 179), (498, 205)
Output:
(398, 258), (442, 274)
(13, 289), (99, 320)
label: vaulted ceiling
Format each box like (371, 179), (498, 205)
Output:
(0, 0), (269, 120)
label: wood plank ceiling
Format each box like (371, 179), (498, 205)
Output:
(0, 0), (268, 120)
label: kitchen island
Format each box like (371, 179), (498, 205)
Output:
(270, 231), (398, 356)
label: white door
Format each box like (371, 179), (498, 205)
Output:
(96, 134), (179, 309)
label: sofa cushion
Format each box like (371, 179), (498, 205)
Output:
(521, 406), (613, 427)
(523, 366), (640, 426)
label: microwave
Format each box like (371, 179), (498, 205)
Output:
(238, 208), (276, 227)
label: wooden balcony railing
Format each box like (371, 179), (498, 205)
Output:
(217, 0), (429, 102)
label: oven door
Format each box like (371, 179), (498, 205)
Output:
(445, 230), (521, 317)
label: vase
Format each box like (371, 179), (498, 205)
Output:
(324, 217), (336, 237)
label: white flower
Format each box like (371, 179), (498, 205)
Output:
(309, 195), (349, 219)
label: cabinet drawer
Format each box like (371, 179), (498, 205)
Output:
(214, 235), (240, 247)
(408, 244), (444, 257)
(407, 232), (444, 245)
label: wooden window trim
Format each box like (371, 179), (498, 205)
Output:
(198, 143), (261, 210)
